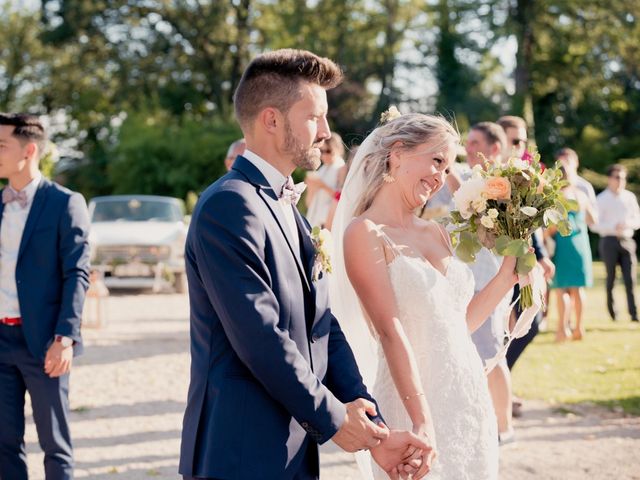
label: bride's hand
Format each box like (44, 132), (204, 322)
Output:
(498, 255), (519, 285)
(396, 424), (436, 479)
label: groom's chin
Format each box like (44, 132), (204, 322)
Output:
(299, 154), (321, 171)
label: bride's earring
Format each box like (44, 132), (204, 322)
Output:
(382, 171), (396, 183)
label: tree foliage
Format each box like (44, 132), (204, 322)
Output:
(0, 0), (637, 201)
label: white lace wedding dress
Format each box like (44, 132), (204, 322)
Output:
(371, 232), (499, 480)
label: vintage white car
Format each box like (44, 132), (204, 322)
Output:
(88, 195), (189, 292)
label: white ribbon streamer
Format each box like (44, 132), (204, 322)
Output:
(483, 265), (546, 374)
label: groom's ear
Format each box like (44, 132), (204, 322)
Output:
(259, 107), (281, 135)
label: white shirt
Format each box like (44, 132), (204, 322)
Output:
(242, 150), (300, 250)
(0, 174), (42, 318)
(594, 188), (640, 239)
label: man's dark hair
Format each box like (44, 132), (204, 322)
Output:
(233, 49), (343, 132)
(471, 121), (507, 152)
(496, 115), (527, 132)
(607, 163), (626, 177)
(0, 113), (47, 156)
(556, 147), (579, 165)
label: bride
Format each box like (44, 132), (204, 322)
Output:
(330, 113), (518, 479)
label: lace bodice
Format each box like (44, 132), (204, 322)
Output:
(370, 236), (498, 480)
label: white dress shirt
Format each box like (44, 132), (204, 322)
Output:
(594, 188), (640, 239)
(241, 150), (300, 250)
(0, 174), (42, 318)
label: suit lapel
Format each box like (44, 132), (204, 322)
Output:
(18, 178), (48, 261)
(293, 208), (316, 280)
(233, 157), (311, 292)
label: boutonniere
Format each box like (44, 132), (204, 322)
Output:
(311, 226), (332, 281)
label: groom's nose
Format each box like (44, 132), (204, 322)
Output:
(317, 116), (331, 141)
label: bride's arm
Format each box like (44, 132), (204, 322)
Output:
(344, 220), (433, 435)
(466, 256), (518, 333)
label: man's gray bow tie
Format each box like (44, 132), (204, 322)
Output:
(2, 187), (28, 208)
(279, 177), (306, 205)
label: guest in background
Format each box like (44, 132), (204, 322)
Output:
(462, 122), (515, 443)
(224, 138), (246, 171)
(496, 115), (528, 160)
(324, 144), (356, 231)
(593, 164), (640, 322)
(304, 132), (345, 228)
(0, 113), (91, 480)
(544, 166), (597, 341)
(498, 115), (555, 419)
(556, 148), (597, 209)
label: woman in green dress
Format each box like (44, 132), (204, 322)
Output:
(545, 167), (597, 342)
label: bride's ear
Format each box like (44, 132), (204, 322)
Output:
(388, 141), (404, 167)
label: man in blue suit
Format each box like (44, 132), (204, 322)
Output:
(179, 50), (433, 480)
(0, 113), (91, 480)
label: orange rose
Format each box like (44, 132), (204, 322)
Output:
(485, 177), (511, 200)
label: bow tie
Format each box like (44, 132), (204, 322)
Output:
(2, 187), (28, 208)
(279, 177), (306, 205)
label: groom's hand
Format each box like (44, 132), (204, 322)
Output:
(370, 429), (435, 480)
(331, 399), (389, 452)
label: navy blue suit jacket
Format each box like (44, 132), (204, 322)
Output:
(179, 156), (376, 479)
(0, 178), (91, 360)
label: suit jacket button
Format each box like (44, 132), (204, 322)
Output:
(301, 421), (309, 429)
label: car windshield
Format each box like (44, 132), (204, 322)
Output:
(91, 199), (183, 222)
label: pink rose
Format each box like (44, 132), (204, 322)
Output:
(485, 177), (512, 200)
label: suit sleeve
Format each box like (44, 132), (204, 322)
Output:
(193, 190), (346, 443)
(324, 314), (384, 424)
(55, 192), (91, 344)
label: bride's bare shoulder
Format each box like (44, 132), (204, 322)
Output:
(344, 216), (383, 251)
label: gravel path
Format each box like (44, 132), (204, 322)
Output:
(24, 292), (639, 479)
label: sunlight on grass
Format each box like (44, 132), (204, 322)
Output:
(511, 262), (640, 414)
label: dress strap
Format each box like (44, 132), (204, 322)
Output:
(372, 223), (402, 260)
(434, 221), (454, 256)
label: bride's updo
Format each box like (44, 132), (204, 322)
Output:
(353, 113), (460, 215)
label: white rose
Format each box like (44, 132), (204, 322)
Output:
(480, 215), (495, 229)
(487, 208), (499, 219)
(471, 197), (487, 213)
(453, 178), (486, 217)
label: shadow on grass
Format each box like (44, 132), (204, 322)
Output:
(593, 396), (640, 416)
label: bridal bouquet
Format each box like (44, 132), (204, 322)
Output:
(450, 150), (575, 309)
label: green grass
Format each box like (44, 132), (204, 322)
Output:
(511, 261), (640, 415)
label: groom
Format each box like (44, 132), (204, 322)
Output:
(179, 49), (432, 479)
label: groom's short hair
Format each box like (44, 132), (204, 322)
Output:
(233, 49), (343, 132)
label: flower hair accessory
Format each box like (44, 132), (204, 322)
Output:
(380, 105), (402, 124)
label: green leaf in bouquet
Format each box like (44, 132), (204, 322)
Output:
(543, 208), (563, 226)
(561, 197), (579, 212)
(450, 210), (465, 223)
(456, 231), (483, 262)
(557, 219), (573, 236)
(455, 242), (477, 263)
(460, 231), (483, 253)
(495, 235), (511, 255)
(516, 252), (537, 275)
(504, 239), (529, 257)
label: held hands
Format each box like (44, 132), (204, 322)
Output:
(371, 427), (436, 480)
(332, 398), (389, 452)
(44, 341), (73, 377)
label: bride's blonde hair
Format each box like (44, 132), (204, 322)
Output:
(354, 113), (460, 216)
